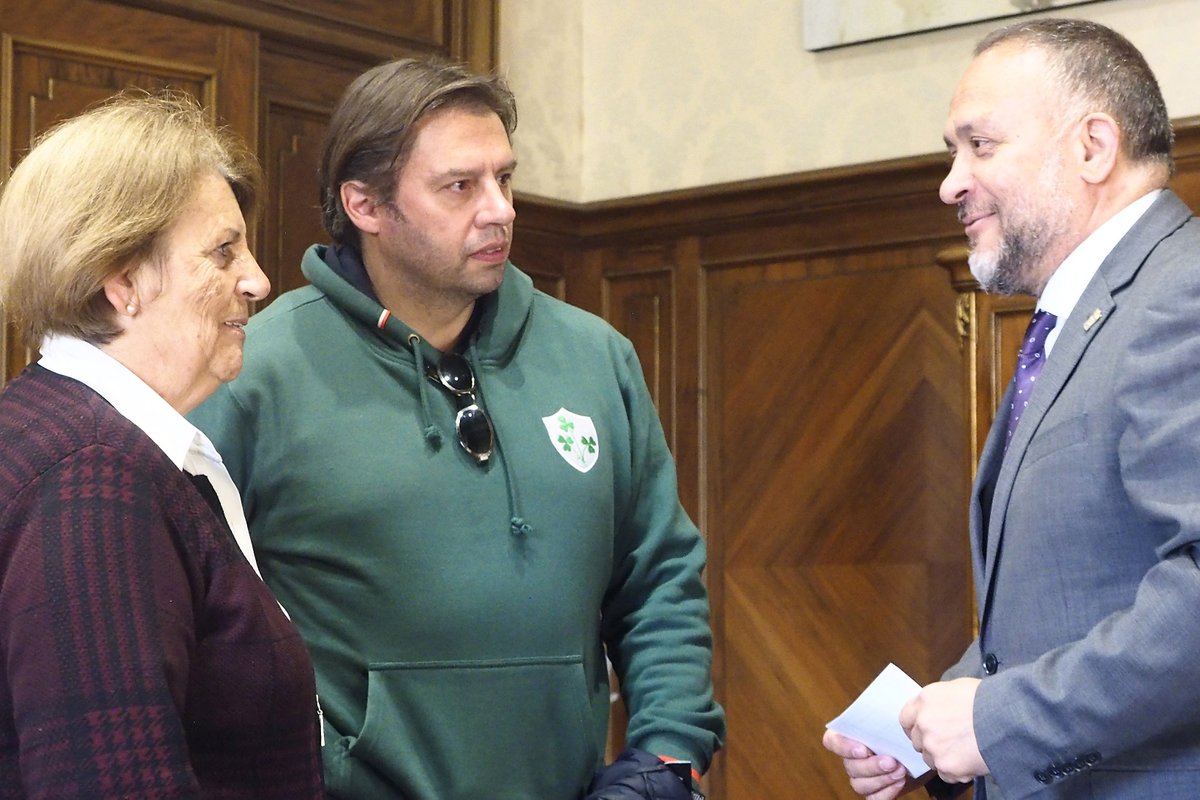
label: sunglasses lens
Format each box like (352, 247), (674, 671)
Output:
(429, 354), (493, 463)
(456, 405), (495, 462)
(438, 354), (475, 394)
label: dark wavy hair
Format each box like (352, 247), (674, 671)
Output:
(319, 57), (517, 249)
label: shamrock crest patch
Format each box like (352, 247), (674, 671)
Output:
(542, 408), (599, 473)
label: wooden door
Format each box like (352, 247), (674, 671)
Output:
(704, 252), (975, 797)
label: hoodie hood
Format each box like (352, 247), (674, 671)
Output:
(299, 244), (535, 537)
(300, 244), (533, 367)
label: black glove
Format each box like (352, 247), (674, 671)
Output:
(584, 747), (704, 800)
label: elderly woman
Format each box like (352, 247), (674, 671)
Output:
(0, 94), (323, 797)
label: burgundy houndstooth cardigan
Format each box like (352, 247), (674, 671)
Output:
(0, 365), (323, 799)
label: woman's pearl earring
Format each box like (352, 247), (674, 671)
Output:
(126, 303), (138, 315)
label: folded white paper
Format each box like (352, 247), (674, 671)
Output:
(826, 663), (930, 776)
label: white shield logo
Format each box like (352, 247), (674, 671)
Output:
(542, 408), (599, 473)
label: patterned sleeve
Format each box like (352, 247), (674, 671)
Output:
(0, 443), (200, 799)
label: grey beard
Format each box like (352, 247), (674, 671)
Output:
(970, 230), (1044, 297)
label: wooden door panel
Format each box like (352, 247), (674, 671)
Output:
(604, 269), (674, 432)
(258, 47), (365, 303)
(256, 0), (443, 47)
(12, 43), (209, 151)
(261, 101), (332, 300)
(113, 0), (494, 67)
(508, 226), (571, 301)
(706, 257), (973, 797)
(941, 251), (1036, 470)
(5, 0), (233, 64)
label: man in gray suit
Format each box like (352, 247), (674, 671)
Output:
(824, 17), (1200, 800)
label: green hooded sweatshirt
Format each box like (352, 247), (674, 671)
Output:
(190, 244), (724, 799)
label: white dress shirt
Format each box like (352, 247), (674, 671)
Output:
(1038, 189), (1161, 357)
(38, 334), (262, 577)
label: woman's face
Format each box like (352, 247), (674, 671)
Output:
(128, 171), (269, 413)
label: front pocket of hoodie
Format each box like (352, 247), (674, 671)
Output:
(345, 654), (599, 800)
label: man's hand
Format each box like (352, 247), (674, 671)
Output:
(899, 678), (987, 784)
(822, 730), (923, 800)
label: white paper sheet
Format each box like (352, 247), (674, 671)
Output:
(826, 663), (930, 777)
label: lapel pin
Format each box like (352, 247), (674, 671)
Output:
(1083, 308), (1103, 331)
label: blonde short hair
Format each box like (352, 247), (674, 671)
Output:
(0, 91), (261, 345)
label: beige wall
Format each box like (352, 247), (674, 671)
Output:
(499, 0), (1200, 203)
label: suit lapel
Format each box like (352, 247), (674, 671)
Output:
(970, 393), (1007, 611)
(975, 190), (1193, 630)
(979, 286), (1114, 609)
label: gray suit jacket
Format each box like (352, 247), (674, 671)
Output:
(949, 191), (1200, 800)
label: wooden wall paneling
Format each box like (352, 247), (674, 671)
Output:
(679, 167), (967, 796)
(594, 236), (704, 512)
(670, 236), (708, 788)
(509, 197), (592, 303)
(258, 46), (366, 303)
(214, 25), (258, 161)
(4, 0), (239, 71)
(670, 237), (704, 526)
(506, 222), (574, 301)
(939, 250), (1036, 471)
(600, 244), (677, 436)
(260, 94), (331, 302)
(1168, 115), (1200, 210)
(549, 153), (960, 250)
(703, 244), (972, 798)
(115, 0), (498, 69)
(450, 0), (500, 73)
(254, 0), (445, 47)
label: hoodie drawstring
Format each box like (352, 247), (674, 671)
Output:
(408, 333), (443, 449)
(496, 435), (531, 537)
(467, 356), (532, 539)
(403, 329), (531, 539)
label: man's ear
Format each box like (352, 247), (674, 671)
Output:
(1078, 112), (1120, 185)
(341, 181), (386, 235)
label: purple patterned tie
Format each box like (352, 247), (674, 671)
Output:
(1005, 309), (1058, 450)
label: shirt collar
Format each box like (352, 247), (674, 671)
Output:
(38, 334), (220, 470)
(1039, 190), (1160, 320)
(1038, 189), (1160, 355)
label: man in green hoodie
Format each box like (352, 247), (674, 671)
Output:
(190, 57), (725, 800)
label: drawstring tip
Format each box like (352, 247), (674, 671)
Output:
(423, 425), (443, 448)
(510, 517), (532, 537)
